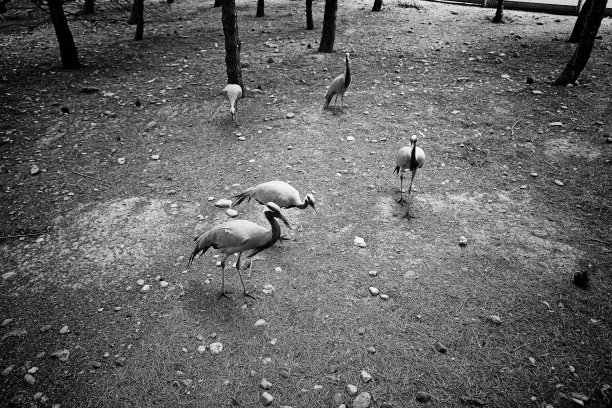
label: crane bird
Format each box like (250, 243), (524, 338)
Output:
(188, 202), (291, 299)
(324, 53), (351, 113)
(222, 84), (243, 125)
(394, 134), (426, 220)
(233, 180), (316, 213)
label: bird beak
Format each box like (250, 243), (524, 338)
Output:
(279, 214), (292, 230)
(311, 204), (318, 215)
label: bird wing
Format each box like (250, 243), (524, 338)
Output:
(326, 74), (346, 99)
(213, 220), (269, 253)
(396, 146), (413, 170)
(251, 181), (300, 207)
(415, 146), (426, 168)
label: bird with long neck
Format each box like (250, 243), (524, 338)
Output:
(394, 134), (426, 219)
(222, 84), (242, 125)
(233, 180), (316, 213)
(324, 53), (351, 113)
(188, 202), (291, 299)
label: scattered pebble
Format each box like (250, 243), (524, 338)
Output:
(531, 90), (542, 94)
(209, 342), (223, 355)
(197, 345), (206, 354)
(366, 346), (376, 354)
(415, 391), (432, 403)
(140, 284), (150, 293)
(554, 180), (564, 186)
(33, 392), (43, 400)
(136, 279), (145, 286)
(1, 318), (13, 327)
(30, 165), (40, 175)
(39, 324), (51, 333)
(27, 367), (38, 374)
(254, 319), (267, 327)
(92, 361), (102, 369)
(360, 370), (372, 383)
(115, 357), (127, 366)
(2, 365), (15, 376)
(260, 392), (274, 406)
(260, 378), (272, 389)
(357, 327), (366, 335)
(531, 172), (538, 177)
(489, 315), (502, 325)
(368, 287), (380, 296)
(529, 356), (536, 366)
(181, 379), (193, 387)
(160, 281), (169, 288)
(23, 374), (36, 385)
(215, 199), (233, 208)
(549, 122), (564, 127)
(354, 236), (367, 248)
(2, 272), (16, 280)
(274, 267), (282, 273)
(352, 392), (372, 408)
(286, 112), (295, 118)
(279, 369), (290, 378)
(380, 294), (389, 300)
(346, 384), (358, 396)
(117, 157), (126, 165)
(434, 341), (447, 354)
(459, 236), (468, 247)
(347, 136), (355, 141)
(151, 154), (160, 160)
(59, 325), (69, 334)
(368, 270), (378, 277)
(226, 209), (239, 217)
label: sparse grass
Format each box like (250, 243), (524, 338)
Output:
(1, 0), (611, 407)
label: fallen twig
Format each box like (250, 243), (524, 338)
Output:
(588, 237), (611, 246)
(510, 120), (520, 136)
(0, 233), (42, 240)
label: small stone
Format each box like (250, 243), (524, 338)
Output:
(352, 392), (372, 408)
(1, 318), (13, 327)
(380, 294), (389, 300)
(136, 279), (145, 286)
(115, 356), (127, 366)
(549, 122), (564, 127)
(274, 267), (282, 273)
(347, 136), (355, 141)
(459, 236), (468, 247)
(40, 324), (51, 333)
(260, 391), (274, 406)
(23, 374), (36, 385)
(197, 345), (206, 354)
(360, 370), (372, 383)
(260, 378), (272, 389)
(59, 325), (69, 334)
(117, 157), (126, 165)
(528, 356), (536, 366)
(346, 384), (358, 396)
(36, 352), (46, 359)
(531, 172), (538, 177)
(254, 319), (266, 327)
(415, 391), (432, 403)
(366, 346), (376, 354)
(369, 287), (380, 296)
(27, 367), (38, 374)
(357, 327), (366, 335)
(114, 306), (122, 312)
(434, 341), (447, 353)
(2, 365), (15, 376)
(334, 392), (344, 404)
(279, 369), (290, 378)
(554, 180), (564, 186)
(531, 90), (542, 94)
(2, 272), (16, 280)
(209, 342), (223, 355)
(489, 315), (502, 325)
(33, 392), (43, 400)
(151, 154), (160, 160)
(226, 209), (239, 217)
(181, 379), (193, 387)
(92, 361), (102, 368)
(30, 165), (40, 175)
(160, 281), (169, 288)
(520, 185), (527, 190)
(215, 198), (233, 208)
(354, 236), (367, 248)
(368, 270), (378, 277)
(286, 112), (295, 118)
(140, 284), (150, 293)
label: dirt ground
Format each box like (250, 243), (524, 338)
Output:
(1, 0), (611, 407)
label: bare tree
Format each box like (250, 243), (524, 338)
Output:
(568, 0), (593, 42)
(47, 0), (80, 69)
(319, 0), (337, 52)
(133, 0), (144, 41)
(372, 0), (382, 12)
(306, 0), (313, 29)
(256, 0), (264, 16)
(555, 0), (608, 85)
(492, 0), (504, 23)
(222, 0), (244, 90)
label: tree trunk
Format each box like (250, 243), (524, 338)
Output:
(128, 0), (137, 24)
(554, 0), (608, 86)
(492, 0), (504, 23)
(214, 0), (221, 7)
(319, 0), (337, 53)
(372, 0), (382, 12)
(47, 0), (80, 70)
(222, 0), (244, 92)
(568, 0), (593, 42)
(134, 0), (144, 41)
(306, 0), (313, 29)
(256, 0), (264, 16)
(83, 0), (94, 14)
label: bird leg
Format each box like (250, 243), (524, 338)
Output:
(333, 95), (338, 114)
(218, 256), (233, 299)
(236, 253), (257, 299)
(397, 173), (406, 205)
(340, 94), (344, 112)
(402, 171), (418, 220)
(408, 170), (417, 196)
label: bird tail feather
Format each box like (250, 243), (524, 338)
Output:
(188, 239), (210, 267)
(233, 188), (252, 207)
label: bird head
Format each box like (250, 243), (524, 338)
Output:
(265, 202), (292, 229)
(410, 134), (418, 145)
(345, 53), (350, 60)
(305, 193), (317, 214)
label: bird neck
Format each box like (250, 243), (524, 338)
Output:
(264, 212), (282, 243)
(344, 57), (351, 86)
(296, 198), (309, 210)
(409, 142), (418, 170)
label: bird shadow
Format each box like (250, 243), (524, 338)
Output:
(181, 278), (254, 323)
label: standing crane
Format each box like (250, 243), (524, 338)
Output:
(233, 180), (316, 213)
(394, 134), (426, 220)
(188, 202), (291, 299)
(324, 53), (351, 114)
(222, 84), (243, 125)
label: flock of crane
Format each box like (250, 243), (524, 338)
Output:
(189, 53), (426, 299)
